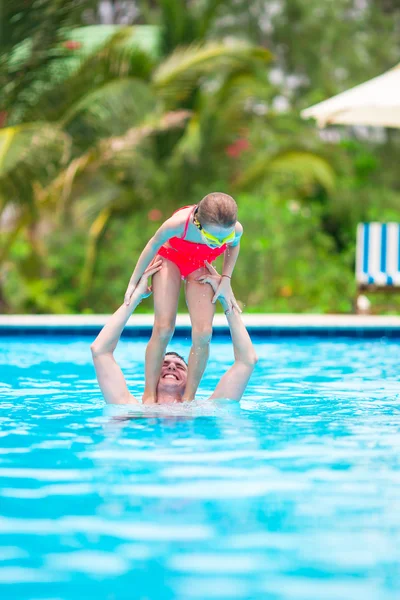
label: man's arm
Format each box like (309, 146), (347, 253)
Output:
(91, 261), (162, 404)
(197, 261), (257, 402)
(209, 308), (257, 401)
(211, 224), (243, 311)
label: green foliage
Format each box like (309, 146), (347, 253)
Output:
(158, 0), (225, 55)
(153, 41), (271, 104)
(1, 1), (400, 314)
(0, 1), (98, 118)
(235, 151), (336, 193)
(0, 123), (71, 208)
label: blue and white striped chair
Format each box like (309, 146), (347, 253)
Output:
(356, 223), (400, 309)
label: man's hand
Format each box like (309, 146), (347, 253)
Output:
(124, 276), (140, 306)
(198, 262), (256, 403)
(134, 259), (163, 300)
(196, 261), (241, 314)
(196, 260), (221, 292)
(211, 276), (241, 313)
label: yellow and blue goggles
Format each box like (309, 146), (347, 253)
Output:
(194, 210), (236, 247)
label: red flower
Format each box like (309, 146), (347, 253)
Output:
(148, 209), (162, 222)
(225, 138), (251, 158)
(63, 40), (82, 51)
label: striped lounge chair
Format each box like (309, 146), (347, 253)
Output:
(356, 223), (400, 311)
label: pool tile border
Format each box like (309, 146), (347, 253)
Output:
(1, 314), (400, 338)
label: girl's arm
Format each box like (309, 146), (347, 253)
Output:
(124, 216), (182, 305)
(222, 243), (240, 278)
(211, 223), (243, 309)
(222, 222), (243, 277)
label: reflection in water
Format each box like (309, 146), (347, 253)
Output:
(0, 336), (400, 599)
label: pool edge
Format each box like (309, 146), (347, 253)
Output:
(1, 314), (400, 338)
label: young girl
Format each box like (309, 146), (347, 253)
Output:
(124, 192), (243, 403)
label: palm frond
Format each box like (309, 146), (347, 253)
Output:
(80, 206), (113, 301)
(61, 78), (157, 149)
(0, 124), (71, 207)
(235, 151), (336, 193)
(168, 73), (271, 169)
(169, 114), (202, 164)
(197, 0), (226, 39)
(70, 177), (123, 225)
(153, 41), (271, 103)
(159, 0), (225, 54)
(159, 0), (195, 54)
(44, 109), (191, 206)
(202, 74), (270, 141)
(20, 28), (155, 124)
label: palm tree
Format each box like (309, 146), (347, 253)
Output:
(0, 1), (335, 313)
(0, 15), (272, 311)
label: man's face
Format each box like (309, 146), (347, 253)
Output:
(156, 354), (188, 398)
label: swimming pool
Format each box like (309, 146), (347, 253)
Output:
(1, 334), (399, 600)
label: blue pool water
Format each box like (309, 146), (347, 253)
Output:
(0, 334), (400, 600)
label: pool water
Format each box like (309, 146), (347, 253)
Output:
(0, 335), (400, 600)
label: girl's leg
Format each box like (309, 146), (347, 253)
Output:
(183, 267), (216, 401)
(143, 257), (181, 404)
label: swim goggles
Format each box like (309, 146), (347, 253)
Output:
(193, 208), (236, 247)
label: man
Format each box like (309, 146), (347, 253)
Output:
(91, 260), (257, 404)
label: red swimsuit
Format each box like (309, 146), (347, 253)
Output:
(157, 205), (227, 278)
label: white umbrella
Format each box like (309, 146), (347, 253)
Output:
(301, 63), (400, 128)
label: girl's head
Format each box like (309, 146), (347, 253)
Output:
(195, 192), (237, 247)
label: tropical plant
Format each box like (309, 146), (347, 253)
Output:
(0, 15), (276, 311)
(2, 1), (399, 314)
(0, 1), (99, 118)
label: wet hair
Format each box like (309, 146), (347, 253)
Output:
(165, 351), (188, 367)
(197, 192), (237, 228)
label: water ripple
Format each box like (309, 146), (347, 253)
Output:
(0, 336), (399, 599)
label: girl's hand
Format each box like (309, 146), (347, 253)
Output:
(128, 260), (163, 303)
(197, 262), (241, 314)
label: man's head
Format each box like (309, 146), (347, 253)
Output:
(156, 352), (188, 402)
